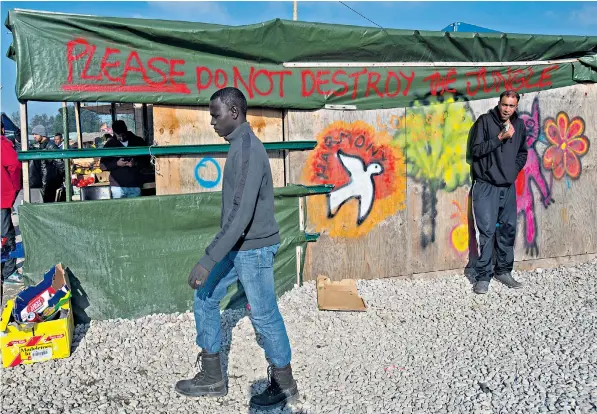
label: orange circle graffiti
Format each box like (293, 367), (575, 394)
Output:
(302, 120), (407, 239)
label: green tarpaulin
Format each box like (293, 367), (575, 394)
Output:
(5, 9), (597, 110)
(574, 55), (597, 82)
(18, 185), (324, 322)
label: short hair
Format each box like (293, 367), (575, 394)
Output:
(54, 133), (63, 139)
(210, 87), (248, 115)
(112, 120), (128, 135)
(499, 90), (520, 103)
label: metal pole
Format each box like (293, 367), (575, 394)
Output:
(20, 102), (30, 203)
(293, 1), (298, 20)
(283, 57), (579, 68)
(75, 102), (83, 149)
(63, 102), (72, 202)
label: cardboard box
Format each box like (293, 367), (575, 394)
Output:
(1, 264), (74, 368)
(316, 275), (367, 312)
(95, 171), (110, 183)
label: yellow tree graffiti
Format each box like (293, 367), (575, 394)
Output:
(393, 98), (474, 247)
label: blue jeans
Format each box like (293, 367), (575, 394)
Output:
(110, 186), (141, 199)
(194, 243), (291, 368)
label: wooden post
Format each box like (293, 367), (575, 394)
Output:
(282, 109), (290, 187)
(64, 102), (72, 202)
(74, 102), (83, 149)
(142, 103), (150, 142)
(110, 103), (117, 123)
(296, 196), (305, 286)
(293, 1), (298, 20)
(20, 102), (30, 203)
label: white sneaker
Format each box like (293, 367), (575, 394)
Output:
(4, 272), (24, 284)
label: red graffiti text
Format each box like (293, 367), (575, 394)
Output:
(63, 38), (190, 94)
(301, 69), (415, 99)
(196, 66), (293, 98)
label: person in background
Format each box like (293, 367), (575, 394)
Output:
(30, 125), (61, 203)
(468, 90), (528, 294)
(1, 121), (23, 284)
(100, 133), (112, 148)
(175, 87), (298, 410)
(32, 125), (57, 151)
(99, 120), (150, 199)
(52, 133), (66, 199)
(54, 133), (64, 149)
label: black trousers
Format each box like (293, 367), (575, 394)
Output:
(472, 180), (517, 282)
(1, 208), (17, 278)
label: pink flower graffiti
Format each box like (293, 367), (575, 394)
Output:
(542, 112), (590, 180)
(516, 98), (553, 256)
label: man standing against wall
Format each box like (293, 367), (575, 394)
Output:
(175, 87), (298, 410)
(469, 91), (528, 294)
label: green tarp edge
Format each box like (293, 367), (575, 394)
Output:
(5, 9), (597, 110)
(573, 61), (597, 82)
(574, 55), (597, 82)
(19, 185), (326, 322)
(579, 55), (597, 69)
(6, 10), (597, 64)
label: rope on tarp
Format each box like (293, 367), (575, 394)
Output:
(148, 142), (161, 176)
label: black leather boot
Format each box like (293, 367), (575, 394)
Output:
(495, 272), (523, 289)
(174, 351), (227, 397)
(250, 364), (299, 409)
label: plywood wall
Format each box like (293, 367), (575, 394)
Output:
(286, 84), (597, 281)
(154, 84), (597, 282)
(286, 109), (409, 280)
(152, 106), (285, 195)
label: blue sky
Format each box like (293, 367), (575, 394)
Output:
(2, 1), (597, 120)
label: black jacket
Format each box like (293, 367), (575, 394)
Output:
(29, 139), (61, 190)
(100, 132), (150, 188)
(469, 107), (528, 187)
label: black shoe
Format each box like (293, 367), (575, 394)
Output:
(494, 272), (523, 289)
(250, 364), (299, 410)
(174, 351), (227, 397)
(473, 280), (490, 294)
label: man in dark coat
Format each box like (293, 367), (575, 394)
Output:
(99, 120), (150, 199)
(468, 91), (528, 294)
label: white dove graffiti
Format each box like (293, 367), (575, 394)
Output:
(327, 150), (384, 225)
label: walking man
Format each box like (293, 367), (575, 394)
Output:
(175, 87), (298, 409)
(469, 91), (528, 294)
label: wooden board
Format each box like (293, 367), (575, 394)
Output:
(152, 84), (597, 281)
(514, 85), (597, 261)
(153, 106), (285, 195)
(287, 108), (409, 281)
(408, 85), (597, 273)
(407, 184), (472, 274)
(404, 97), (481, 274)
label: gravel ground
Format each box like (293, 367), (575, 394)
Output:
(2, 260), (597, 414)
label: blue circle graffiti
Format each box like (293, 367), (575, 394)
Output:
(194, 157), (222, 189)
